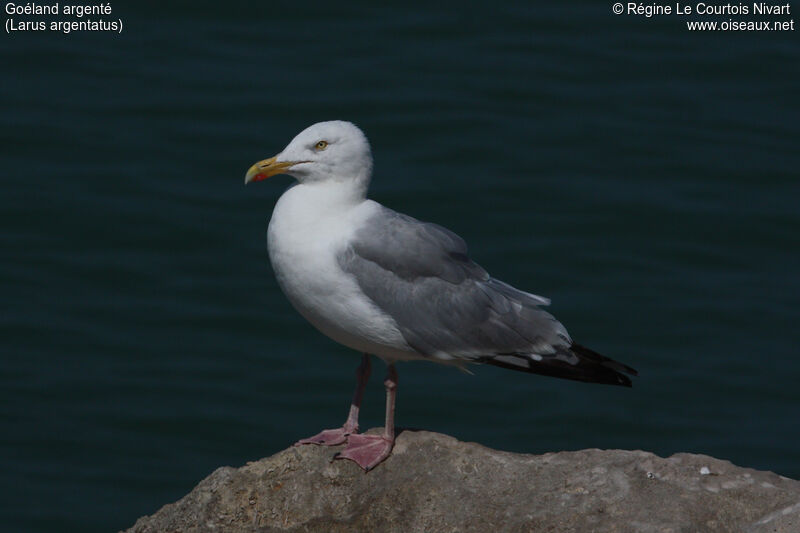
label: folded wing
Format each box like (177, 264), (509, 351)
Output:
(338, 207), (636, 386)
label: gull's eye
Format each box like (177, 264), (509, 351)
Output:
(314, 140), (328, 151)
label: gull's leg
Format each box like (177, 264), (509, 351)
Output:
(335, 363), (397, 471)
(295, 354), (371, 446)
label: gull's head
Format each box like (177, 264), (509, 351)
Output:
(245, 121), (372, 186)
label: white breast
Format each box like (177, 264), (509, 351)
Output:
(267, 182), (416, 361)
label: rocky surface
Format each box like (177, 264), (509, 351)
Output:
(125, 429), (800, 533)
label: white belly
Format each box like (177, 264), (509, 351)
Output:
(266, 184), (416, 361)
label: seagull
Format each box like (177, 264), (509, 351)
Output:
(245, 120), (637, 471)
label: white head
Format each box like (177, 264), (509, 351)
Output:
(245, 121), (373, 191)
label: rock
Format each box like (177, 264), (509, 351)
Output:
(124, 429), (800, 533)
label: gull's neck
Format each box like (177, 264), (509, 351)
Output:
(295, 169), (371, 208)
(273, 176), (370, 228)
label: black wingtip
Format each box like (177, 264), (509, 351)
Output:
(480, 343), (638, 388)
(570, 342), (638, 386)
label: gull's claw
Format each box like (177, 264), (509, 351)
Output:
(294, 428), (352, 447)
(334, 433), (394, 471)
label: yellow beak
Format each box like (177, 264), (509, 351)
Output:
(244, 155), (300, 184)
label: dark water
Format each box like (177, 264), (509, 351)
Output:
(2, 2), (799, 531)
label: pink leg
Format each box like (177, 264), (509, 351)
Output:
(295, 354), (371, 446)
(335, 363), (397, 471)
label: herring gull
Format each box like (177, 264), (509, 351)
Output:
(245, 120), (637, 471)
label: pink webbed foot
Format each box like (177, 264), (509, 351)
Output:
(296, 355), (371, 448)
(294, 427), (353, 447)
(334, 433), (394, 471)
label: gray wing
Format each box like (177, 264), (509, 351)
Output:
(337, 206), (572, 362)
